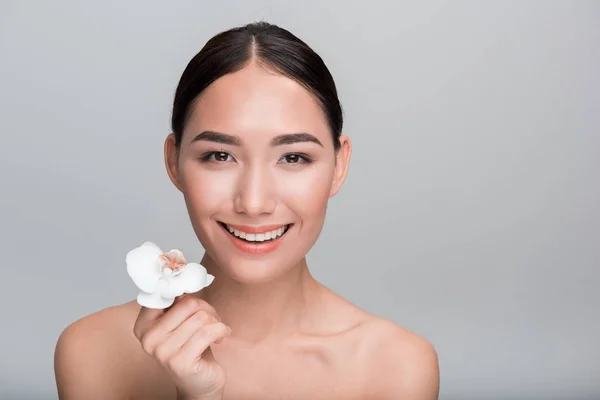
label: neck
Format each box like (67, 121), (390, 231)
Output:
(197, 253), (321, 343)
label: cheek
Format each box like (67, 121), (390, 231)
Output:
(180, 162), (234, 218)
(279, 164), (334, 220)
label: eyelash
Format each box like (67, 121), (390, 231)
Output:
(199, 151), (313, 165)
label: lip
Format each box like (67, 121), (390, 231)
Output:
(218, 222), (291, 254)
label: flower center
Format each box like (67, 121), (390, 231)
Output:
(159, 253), (186, 273)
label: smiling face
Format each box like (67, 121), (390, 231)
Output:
(165, 63), (351, 284)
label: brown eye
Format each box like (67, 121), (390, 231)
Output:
(202, 151), (233, 163)
(279, 153), (311, 164)
(214, 152), (229, 162)
(284, 154), (300, 163)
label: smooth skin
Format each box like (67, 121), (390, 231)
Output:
(133, 295), (230, 400)
(54, 62), (440, 400)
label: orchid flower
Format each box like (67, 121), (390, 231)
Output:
(126, 241), (214, 309)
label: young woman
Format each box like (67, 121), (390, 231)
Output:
(54, 22), (440, 400)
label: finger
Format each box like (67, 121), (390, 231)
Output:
(160, 295), (221, 333)
(172, 322), (231, 370)
(153, 311), (218, 363)
(133, 305), (165, 341)
(160, 293), (195, 319)
(135, 293), (199, 334)
(134, 280), (178, 333)
(140, 296), (221, 353)
(165, 293), (190, 311)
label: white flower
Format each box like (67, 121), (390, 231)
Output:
(126, 241), (214, 309)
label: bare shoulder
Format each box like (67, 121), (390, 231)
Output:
(54, 300), (172, 400)
(316, 288), (439, 398)
(356, 316), (440, 400)
(54, 300), (138, 399)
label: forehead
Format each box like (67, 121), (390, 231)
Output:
(183, 63), (331, 145)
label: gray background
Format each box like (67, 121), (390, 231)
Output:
(1, 1), (598, 399)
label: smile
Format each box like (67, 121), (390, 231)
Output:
(218, 222), (292, 254)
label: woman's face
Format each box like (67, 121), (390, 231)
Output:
(165, 63), (351, 284)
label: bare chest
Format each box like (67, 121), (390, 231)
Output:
(130, 342), (368, 400)
(220, 349), (366, 399)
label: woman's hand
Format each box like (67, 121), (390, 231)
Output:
(133, 294), (231, 400)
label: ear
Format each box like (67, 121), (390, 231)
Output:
(164, 133), (184, 192)
(329, 135), (352, 198)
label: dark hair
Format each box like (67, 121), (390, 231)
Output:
(171, 21), (343, 151)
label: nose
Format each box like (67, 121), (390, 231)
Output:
(233, 165), (276, 217)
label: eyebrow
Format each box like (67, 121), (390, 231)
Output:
(190, 130), (241, 146)
(190, 131), (323, 147)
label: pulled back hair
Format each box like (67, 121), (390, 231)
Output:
(171, 21), (343, 151)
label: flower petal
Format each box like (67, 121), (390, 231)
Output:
(126, 242), (163, 293)
(166, 249), (186, 263)
(206, 273), (215, 286)
(161, 263), (213, 298)
(137, 290), (175, 309)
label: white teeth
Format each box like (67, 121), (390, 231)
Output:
(225, 224), (289, 242)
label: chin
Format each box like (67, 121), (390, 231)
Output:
(217, 256), (296, 284)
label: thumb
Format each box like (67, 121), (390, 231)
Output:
(137, 304), (165, 321)
(133, 305), (163, 341)
(139, 293), (187, 321)
(168, 293), (190, 309)
(134, 294), (182, 338)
